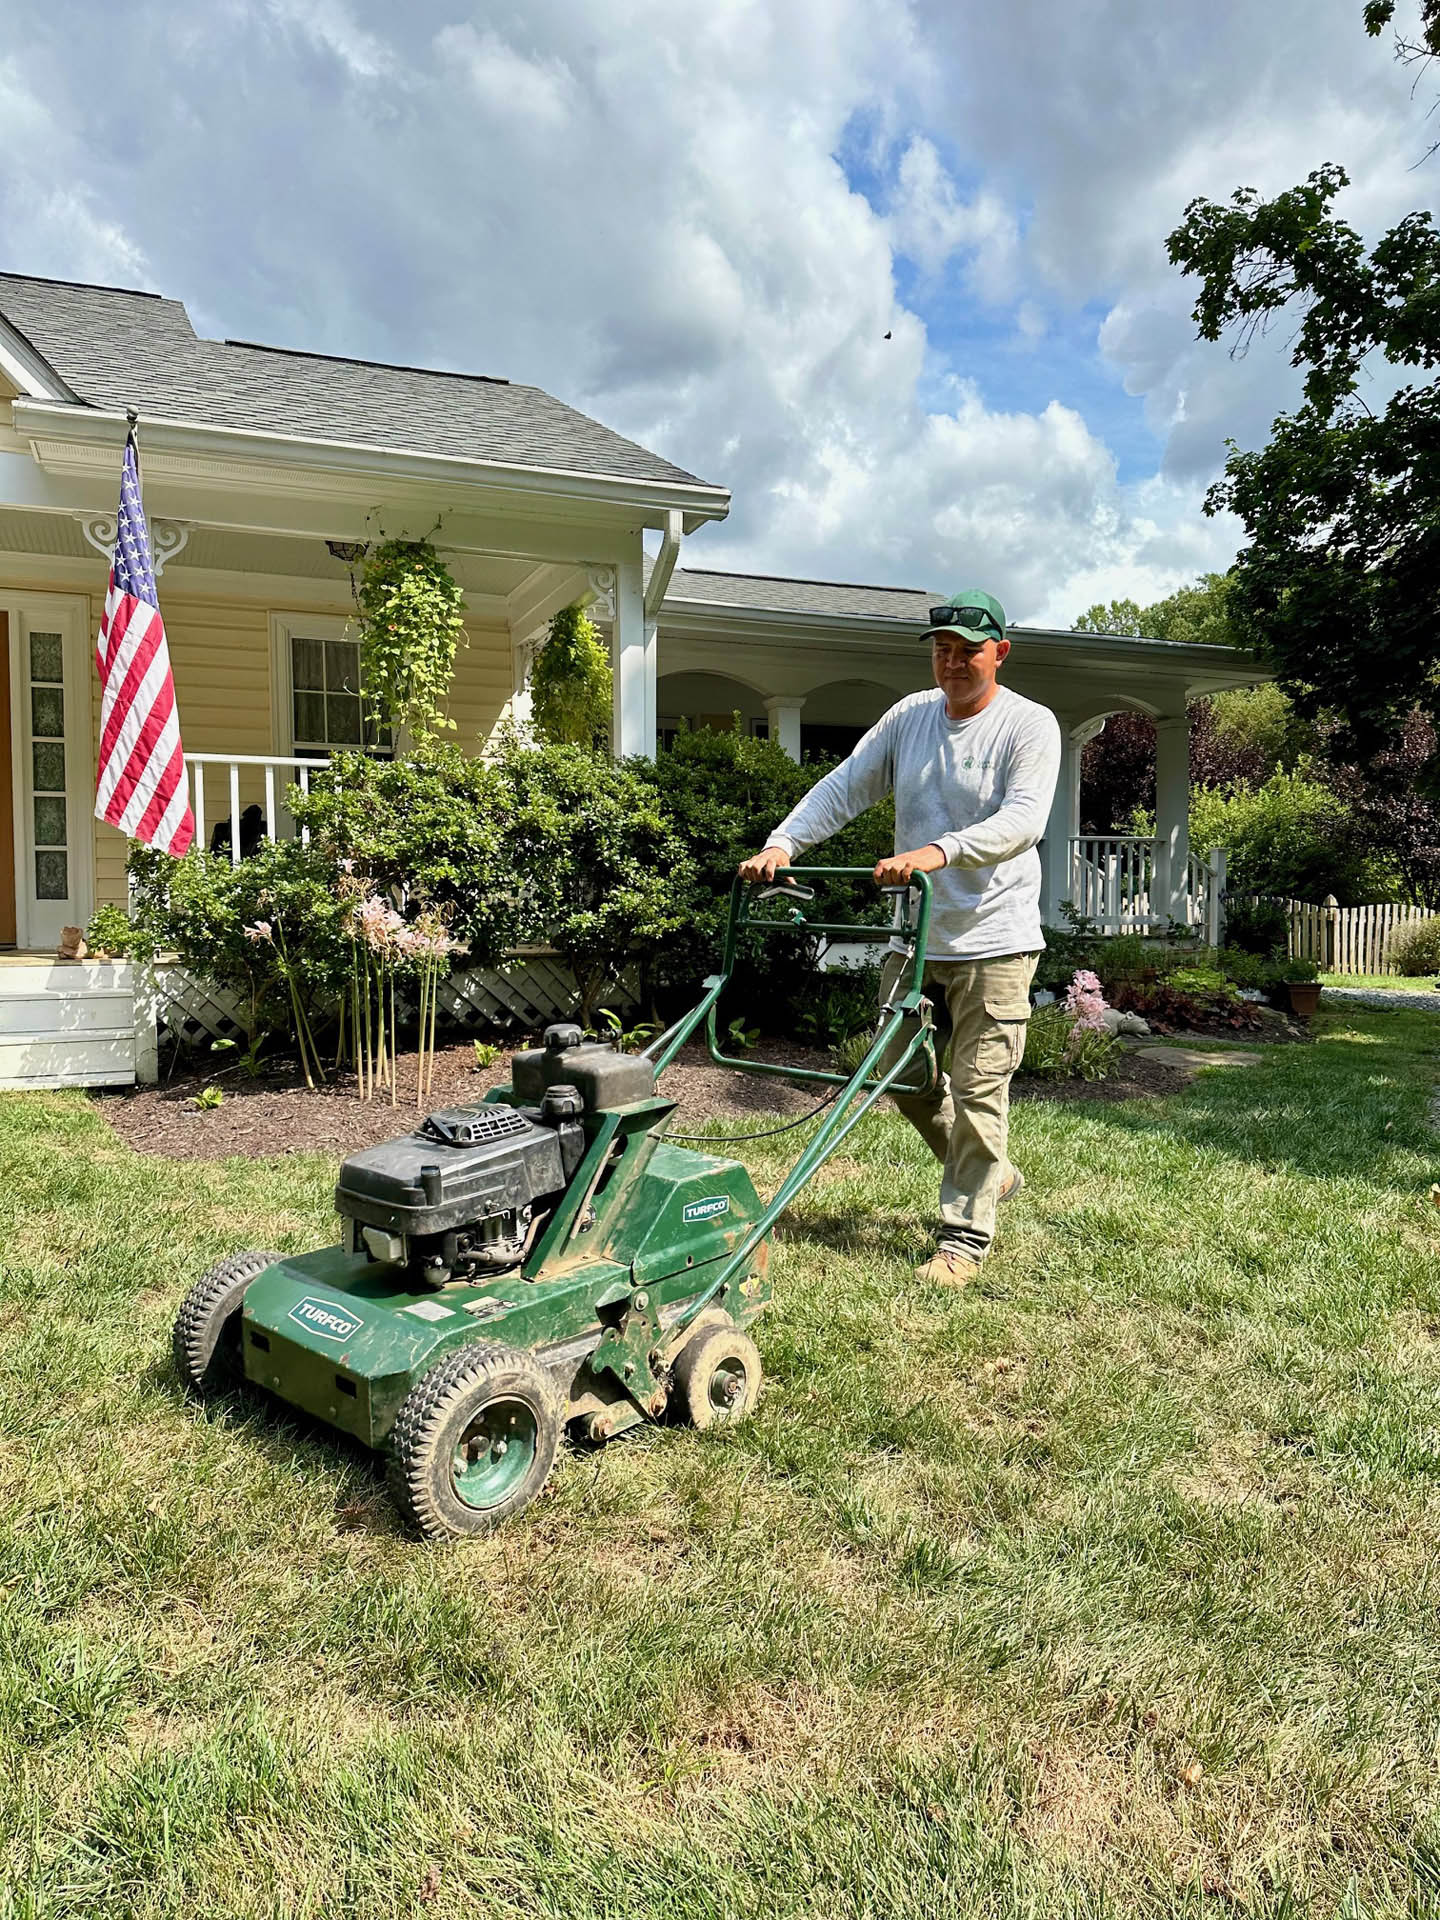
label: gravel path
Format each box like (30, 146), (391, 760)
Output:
(1322, 985), (1440, 1012)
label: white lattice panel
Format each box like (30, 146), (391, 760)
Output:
(149, 954), (638, 1046)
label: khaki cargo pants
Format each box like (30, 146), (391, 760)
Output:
(878, 949), (1039, 1262)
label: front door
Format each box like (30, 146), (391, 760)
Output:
(0, 612), (14, 948)
(5, 594), (92, 951)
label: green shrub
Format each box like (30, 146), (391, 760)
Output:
(1388, 917), (1440, 976)
(794, 968), (881, 1050)
(1167, 965), (1237, 999)
(84, 903), (134, 958)
(127, 838), (352, 1046)
(1223, 895), (1289, 955)
(1036, 924), (1165, 996)
(1212, 946), (1275, 989)
(288, 744), (511, 966)
(499, 737), (692, 1026)
(640, 726), (893, 1024)
(1189, 770), (1390, 903)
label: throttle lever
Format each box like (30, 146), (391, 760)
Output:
(756, 881), (817, 903)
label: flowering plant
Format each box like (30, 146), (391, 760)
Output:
(1063, 968), (1109, 1032)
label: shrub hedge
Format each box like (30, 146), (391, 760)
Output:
(127, 733), (894, 1048)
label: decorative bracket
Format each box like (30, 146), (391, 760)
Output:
(582, 565), (616, 621)
(75, 512), (192, 576)
(513, 626), (548, 697)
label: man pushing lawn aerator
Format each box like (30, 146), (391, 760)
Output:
(170, 587), (1055, 1538)
(739, 587), (1061, 1288)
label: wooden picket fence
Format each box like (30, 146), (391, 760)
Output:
(1236, 895), (1436, 975)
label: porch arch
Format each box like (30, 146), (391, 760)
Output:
(655, 670), (770, 745)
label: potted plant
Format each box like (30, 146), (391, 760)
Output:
(1274, 956), (1322, 1018)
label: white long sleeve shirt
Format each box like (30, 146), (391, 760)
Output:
(768, 685), (1062, 961)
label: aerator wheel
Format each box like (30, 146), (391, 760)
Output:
(172, 1249), (285, 1397)
(387, 1343), (561, 1540)
(673, 1324), (763, 1430)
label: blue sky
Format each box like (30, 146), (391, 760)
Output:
(0, 0), (1432, 621)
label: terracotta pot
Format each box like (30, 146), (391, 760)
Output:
(1283, 981), (1322, 1019)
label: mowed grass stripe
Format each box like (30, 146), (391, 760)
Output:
(1, 1009), (1438, 1916)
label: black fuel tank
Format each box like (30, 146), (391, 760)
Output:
(511, 1022), (655, 1112)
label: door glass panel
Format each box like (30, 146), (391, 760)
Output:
(31, 685), (64, 738)
(33, 742), (66, 791)
(27, 625), (69, 910)
(33, 795), (67, 846)
(29, 632), (64, 682)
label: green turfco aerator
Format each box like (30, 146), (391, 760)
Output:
(172, 870), (937, 1538)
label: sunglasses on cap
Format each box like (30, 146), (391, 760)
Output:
(927, 604), (1004, 640)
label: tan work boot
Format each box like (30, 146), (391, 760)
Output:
(999, 1164), (1025, 1202)
(914, 1246), (981, 1288)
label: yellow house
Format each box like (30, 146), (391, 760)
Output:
(0, 272), (726, 943)
(0, 272), (1265, 1088)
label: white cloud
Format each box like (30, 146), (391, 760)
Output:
(0, 0), (1433, 628)
(435, 24), (575, 128)
(261, 0), (390, 79)
(887, 135), (1020, 297)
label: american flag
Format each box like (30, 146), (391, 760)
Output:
(94, 426), (194, 855)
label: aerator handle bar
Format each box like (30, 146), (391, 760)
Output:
(642, 867), (940, 1360)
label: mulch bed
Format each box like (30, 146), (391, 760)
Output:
(93, 1027), (1234, 1164)
(94, 1038), (834, 1162)
(1010, 1047), (1192, 1105)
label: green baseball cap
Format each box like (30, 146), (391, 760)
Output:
(922, 588), (1007, 648)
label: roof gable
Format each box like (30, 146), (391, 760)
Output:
(0, 273), (714, 490)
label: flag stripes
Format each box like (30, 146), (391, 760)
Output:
(93, 430), (194, 857)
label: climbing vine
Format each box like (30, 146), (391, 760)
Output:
(354, 537), (468, 740)
(530, 603), (612, 751)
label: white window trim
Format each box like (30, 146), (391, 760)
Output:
(269, 609), (354, 756)
(269, 609), (402, 759)
(3, 591), (94, 949)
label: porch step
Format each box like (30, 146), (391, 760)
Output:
(0, 959), (139, 1091)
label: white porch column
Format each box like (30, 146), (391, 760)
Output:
(1153, 712), (1191, 927)
(1038, 718), (1097, 926)
(763, 695), (805, 761)
(611, 557), (655, 758)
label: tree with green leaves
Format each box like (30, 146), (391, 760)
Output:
(1166, 5), (1440, 750)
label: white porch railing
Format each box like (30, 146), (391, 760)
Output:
(185, 753), (331, 865)
(1067, 837), (1226, 942)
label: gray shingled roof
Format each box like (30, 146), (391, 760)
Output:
(665, 567), (936, 621)
(0, 273), (715, 489)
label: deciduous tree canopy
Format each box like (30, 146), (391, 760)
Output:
(1166, 6), (1440, 749)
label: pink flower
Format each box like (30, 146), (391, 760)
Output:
(243, 920), (273, 944)
(1063, 967), (1108, 1033)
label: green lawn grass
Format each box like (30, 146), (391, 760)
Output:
(1320, 973), (1438, 993)
(4, 1007), (1440, 1918)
